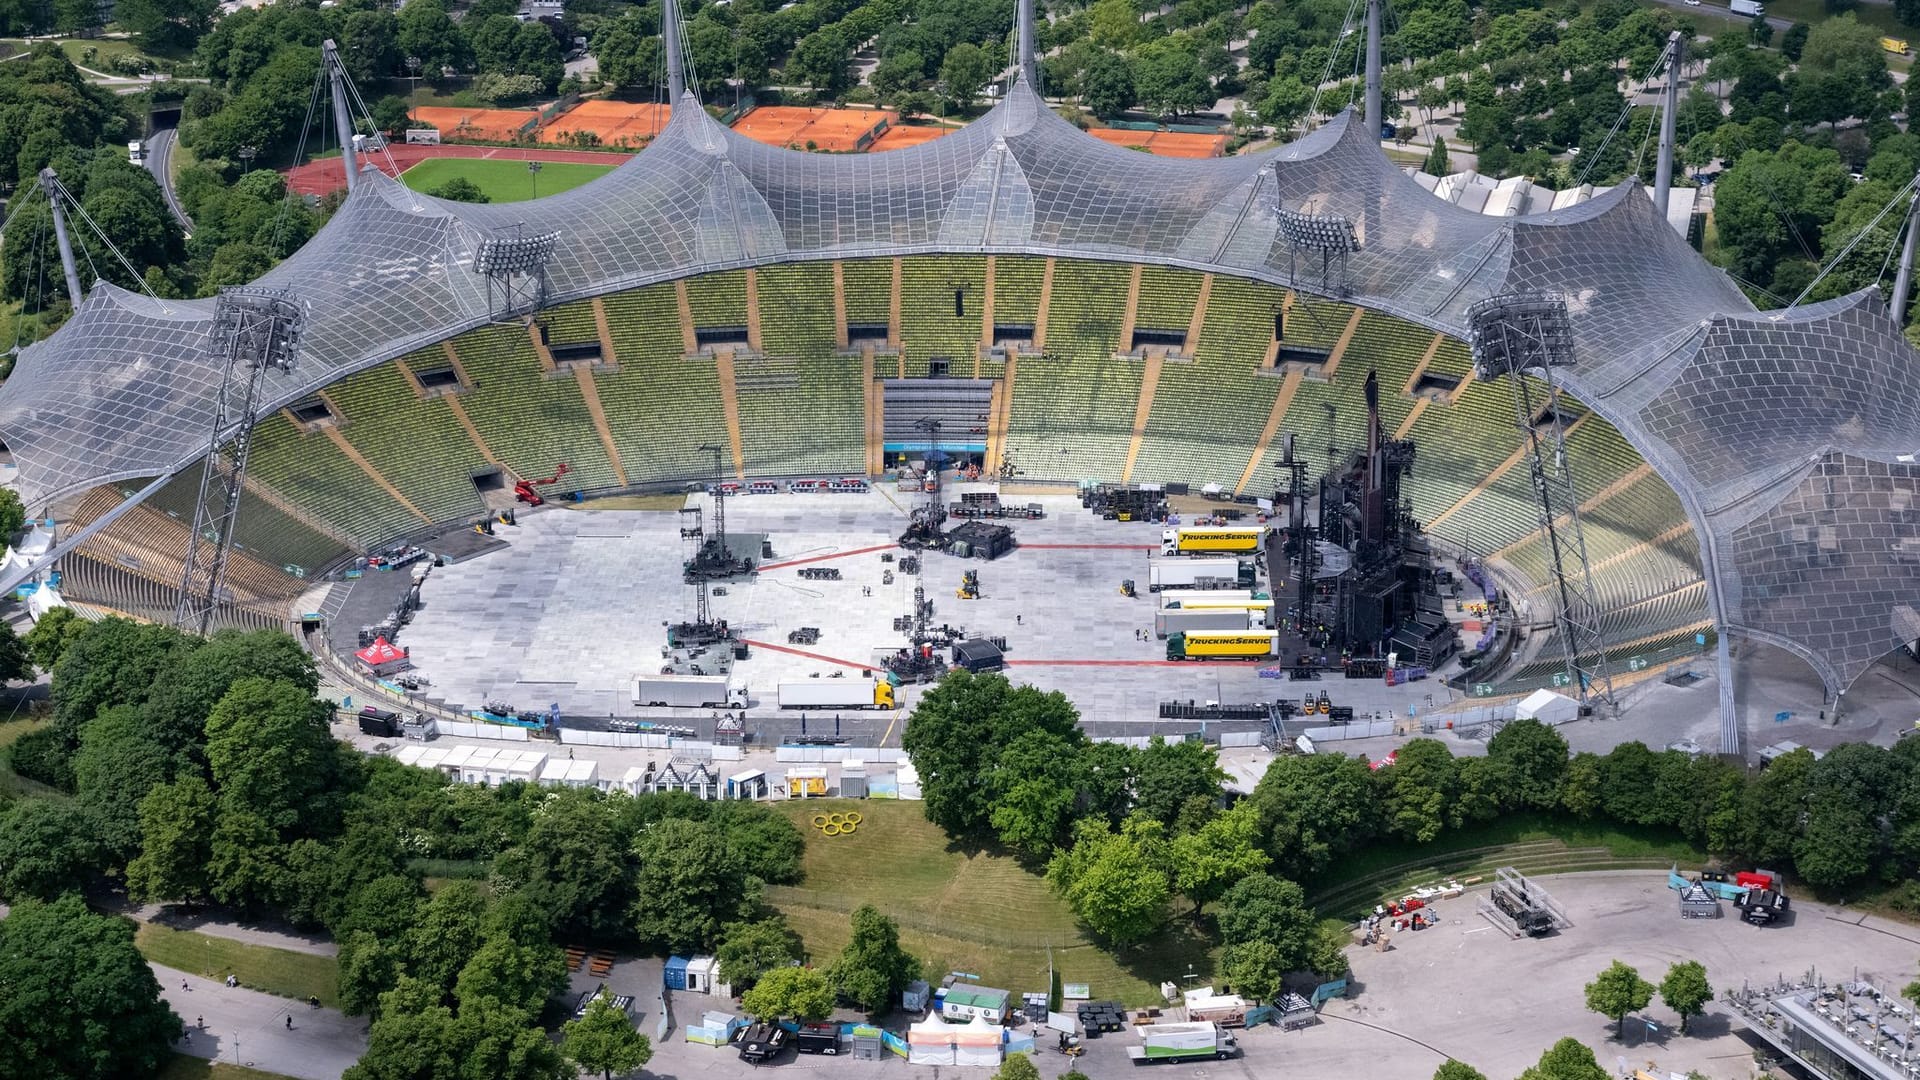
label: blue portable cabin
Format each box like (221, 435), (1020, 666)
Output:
(665, 956), (692, 990)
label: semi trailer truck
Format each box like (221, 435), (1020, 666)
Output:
(1125, 1022), (1239, 1064)
(1161, 591), (1274, 615)
(1154, 608), (1265, 638)
(1160, 526), (1266, 555)
(1165, 630), (1280, 661)
(1147, 558), (1252, 591)
(776, 678), (897, 709)
(633, 675), (747, 708)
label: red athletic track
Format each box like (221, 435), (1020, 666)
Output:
(758, 542), (899, 572)
(282, 144), (637, 196)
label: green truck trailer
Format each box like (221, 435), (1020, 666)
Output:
(1125, 1021), (1239, 1064)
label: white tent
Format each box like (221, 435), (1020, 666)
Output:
(1516, 689), (1579, 726)
(953, 1014), (1002, 1066)
(907, 1015), (956, 1065)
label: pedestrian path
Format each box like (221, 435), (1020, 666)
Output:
(157, 964), (366, 1080)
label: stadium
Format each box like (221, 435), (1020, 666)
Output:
(1, 0), (1915, 758)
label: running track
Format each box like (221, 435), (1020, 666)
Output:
(283, 143), (637, 196)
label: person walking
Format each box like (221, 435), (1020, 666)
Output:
(286, 1015), (293, 1030)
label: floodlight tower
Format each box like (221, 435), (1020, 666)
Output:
(36, 169), (86, 307)
(1467, 293), (1617, 714)
(475, 223), (561, 321)
(1277, 207), (1360, 297)
(175, 286), (303, 634)
(1892, 190), (1920, 326)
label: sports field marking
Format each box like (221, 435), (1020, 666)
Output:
(398, 157), (615, 202)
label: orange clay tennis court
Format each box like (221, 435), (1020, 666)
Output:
(728, 105), (890, 152)
(541, 100), (672, 148)
(1086, 127), (1228, 158)
(867, 123), (953, 152)
(411, 106), (542, 143)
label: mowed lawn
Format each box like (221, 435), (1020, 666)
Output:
(134, 923), (341, 1009)
(399, 157), (614, 203)
(765, 800), (1214, 1006)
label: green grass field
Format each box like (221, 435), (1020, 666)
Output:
(765, 800), (1214, 1007)
(160, 1056), (300, 1080)
(399, 157), (614, 203)
(134, 923), (341, 1009)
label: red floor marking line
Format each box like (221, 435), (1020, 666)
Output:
(1016, 543), (1159, 550)
(1004, 658), (1256, 667)
(758, 542), (899, 572)
(739, 639), (874, 670)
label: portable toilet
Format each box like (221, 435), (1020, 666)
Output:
(840, 761), (869, 798)
(685, 956), (730, 996)
(664, 956), (691, 991)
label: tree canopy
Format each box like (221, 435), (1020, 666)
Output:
(826, 905), (923, 1013)
(741, 964), (835, 1022)
(1585, 960), (1655, 1036)
(0, 896), (180, 1080)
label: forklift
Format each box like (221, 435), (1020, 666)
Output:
(1120, 578), (1136, 598)
(957, 570), (981, 600)
(1055, 1030), (1084, 1058)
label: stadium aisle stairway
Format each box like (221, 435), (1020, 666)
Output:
(596, 285), (731, 483)
(326, 357), (491, 523)
(452, 326), (620, 492)
(1005, 260), (1139, 480)
(246, 412), (422, 546)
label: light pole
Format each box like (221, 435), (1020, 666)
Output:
(406, 55), (421, 92)
(238, 145), (257, 174)
(527, 159), (542, 199)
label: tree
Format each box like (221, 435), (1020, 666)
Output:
(0, 799), (102, 900)
(497, 788), (631, 941)
(826, 905), (922, 1013)
(338, 931), (404, 1018)
(629, 816), (745, 954)
(1046, 817), (1171, 946)
(1584, 960), (1655, 1038)
(939, 42), (997, 110)
(1081, 49), (1136, 118)
(1518, 1037), (1608, 1080)
(454, 935), (569, 1016)
(206, 677), (343, 832)
(1251, 753), (1378, 879)
(990, 1054), (1042, 1080)
(1658, 960), (1712, 1034)
(1485, 719), (1569, 811)
(125, 775), (216, 905)
(563, 990), (653, 1080)
(0, 486), (23, 540)
(72, 705), (183, 862)
(1132, 736), (1227, 828)
(0, 896), (180, 1080)
(1425, 137), (1450, 175)
(1434, 1062), (1489, 1080)
(1377, 739), (1459, 843)
(1169, 801), (1269, 912)
(1215, 873), (1317, 969)
(396, 0), (468, 76)
(1220, 939), (1286, 1001)
(22, 606), (84, 674)
(903, 671), (1080, 844)
(1781, 22), (1811, 61)
(987, 730), (1083, 860)
(741, 964), (834, 1022)
(406, 880), (490, 999)
(715, 917), (804, 991)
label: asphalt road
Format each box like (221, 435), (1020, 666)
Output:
(159, 963), (366, 1080)
(1642, 0), (1794, 32)
(144, 127), (194, 235)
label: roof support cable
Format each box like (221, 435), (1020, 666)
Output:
(1791, 168), (1920, 310)
(1308, 0), (1365, 127)
(44, 172), (171, 312)
(271, 61), (329, 260)
(1578, 36), (1676, 187)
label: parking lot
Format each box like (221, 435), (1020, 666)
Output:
(578, 871), (1920, 1080)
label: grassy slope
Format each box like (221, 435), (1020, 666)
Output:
(1305, 812), (1709, 920)
(397, 158), (613, 203)
(134, 924), (341, 1008)
(0, 717), (62, 802)
(765, 800), (1214, 1006)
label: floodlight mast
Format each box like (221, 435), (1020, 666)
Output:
(36, 169), (86, 307)
(1016, 0), (1037, 85)
(662, 0), (685, 101)
(1467, 293), (1617, 715)
(1892, 190), (1920, 326)
(1277, 207), (1360, 296)
(175, 287), (303, 635)
(1364, 0), (1382, 137)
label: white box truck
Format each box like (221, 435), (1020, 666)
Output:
(1147, 558), (1246, 592)
(1126, 1021), (1238, 1063)
(1730, 0), (1763, 15)
(776, 678), (896, 709)
(633, 674), (746, 708)
(1154, 608), (1262, 639)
